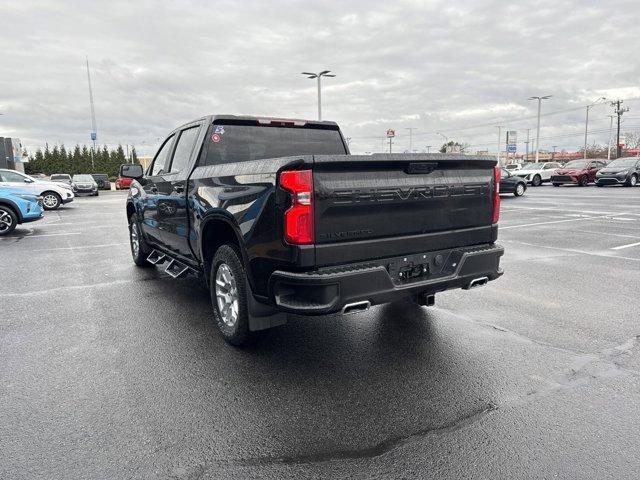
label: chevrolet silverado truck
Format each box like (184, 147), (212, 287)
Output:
(121, 115), (503, 345)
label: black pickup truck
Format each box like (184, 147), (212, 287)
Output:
(121, 115), (503, 345)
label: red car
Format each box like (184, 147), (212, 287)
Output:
(115, 177), (133, 190)
(551, 159), (607, 187)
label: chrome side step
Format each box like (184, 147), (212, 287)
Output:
(147, 250), (167, 265)
(165, 259), (189, 279)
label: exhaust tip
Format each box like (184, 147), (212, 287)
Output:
(341, 300), (371, 315)
(467, 276), (489, 289)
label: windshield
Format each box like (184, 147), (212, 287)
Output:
(563, 160), (589, 168)
(607, 158), (636, 168)
(519, 162), (543, 170)
(73, 175), (94, 182)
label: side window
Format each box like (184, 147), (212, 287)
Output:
(169, 126), (200, 174)
(151, 135), (175, 176)
(1, 170), (27, 182)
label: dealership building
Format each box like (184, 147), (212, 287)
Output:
(0, 137), (25, 172)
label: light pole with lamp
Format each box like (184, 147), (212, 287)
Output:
(583, 97), (606, 159)
(301, 71), (335, 121)
(528, 95), (552, 163)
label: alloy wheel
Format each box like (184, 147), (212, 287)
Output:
(130, 221), (140, 257)
(215, 263), (239, 327)
(43, 194), (58, 209)
(0, 209), (13, 232)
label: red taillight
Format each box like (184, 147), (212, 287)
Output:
(492, 165), (501, 224)
(280, 169), (314, 244)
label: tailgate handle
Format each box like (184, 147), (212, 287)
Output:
(407, 162), (438, 174)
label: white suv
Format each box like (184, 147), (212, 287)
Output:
(513, 162), (562, 187)
(0, 169), (74, 210)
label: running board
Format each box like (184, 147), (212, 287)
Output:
(165, 259), (189, 279)
(146, 250), (167, 265)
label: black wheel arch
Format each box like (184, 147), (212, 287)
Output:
(0, 200), (23, 223)
(199, 212), (251, 289)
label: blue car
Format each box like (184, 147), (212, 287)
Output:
(0, 187), (44, 236)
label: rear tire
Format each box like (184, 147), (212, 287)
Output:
(210, 245), (250, 346)
(531, 174), (542, 187)
(42, 191), (61, 210)
(579, 176), (589, 187)
(129, 215), (152, 267)
(0, 206), (17, 236)
(514, 183), (526, 197)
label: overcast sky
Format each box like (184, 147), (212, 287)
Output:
(2, 0), (639, 156)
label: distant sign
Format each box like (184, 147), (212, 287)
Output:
(386, 129), (395, 138)
(506, 130), (517, 153)
(90, 132), (97, 141)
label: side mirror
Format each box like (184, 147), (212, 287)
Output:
(120, 164), (143, 179)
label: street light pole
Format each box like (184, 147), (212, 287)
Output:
(496, 126), (503, 165)
(607, 114), (615, 161)
(405, 127), (417, 152)
(529, 95), (552, 163)
(301, 70), (335, 121)
(583, 97), (606, 159)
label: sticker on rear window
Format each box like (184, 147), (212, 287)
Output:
(211, 133), (221, 143)
(214, 126), (225, 135)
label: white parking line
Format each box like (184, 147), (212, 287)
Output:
(500, 214), (609, 230)
(611, 241), (640, 250)
(503, 239), (640, 263)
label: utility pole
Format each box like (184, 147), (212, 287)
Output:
(611, 100), (629, 159)
(405, 127), (417, 153)
(496, 126), (503, 166)
(607, 114), (615, 161)
(524, 128), (530, 162)
(529, 95), (552, 163)
(425, 145), (432, 153)
(86, 56), (98, 171)
(301, 71), (335, 121)
(552, 145), (558, 160)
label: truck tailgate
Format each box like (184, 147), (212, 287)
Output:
(312, 154), (498, 264)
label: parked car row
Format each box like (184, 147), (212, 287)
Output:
(0, 169), (74, 210)
(48, 173), (112, 191)
(505, 158), (640, 188)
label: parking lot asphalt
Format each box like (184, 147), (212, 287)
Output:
(2, 186), (640, 479)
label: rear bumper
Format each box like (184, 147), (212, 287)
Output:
(268, 243), (504, 315)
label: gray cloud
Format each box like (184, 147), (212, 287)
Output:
(1, 0), (639, 156)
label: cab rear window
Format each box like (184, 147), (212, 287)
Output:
(201, 124), (346, 166)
